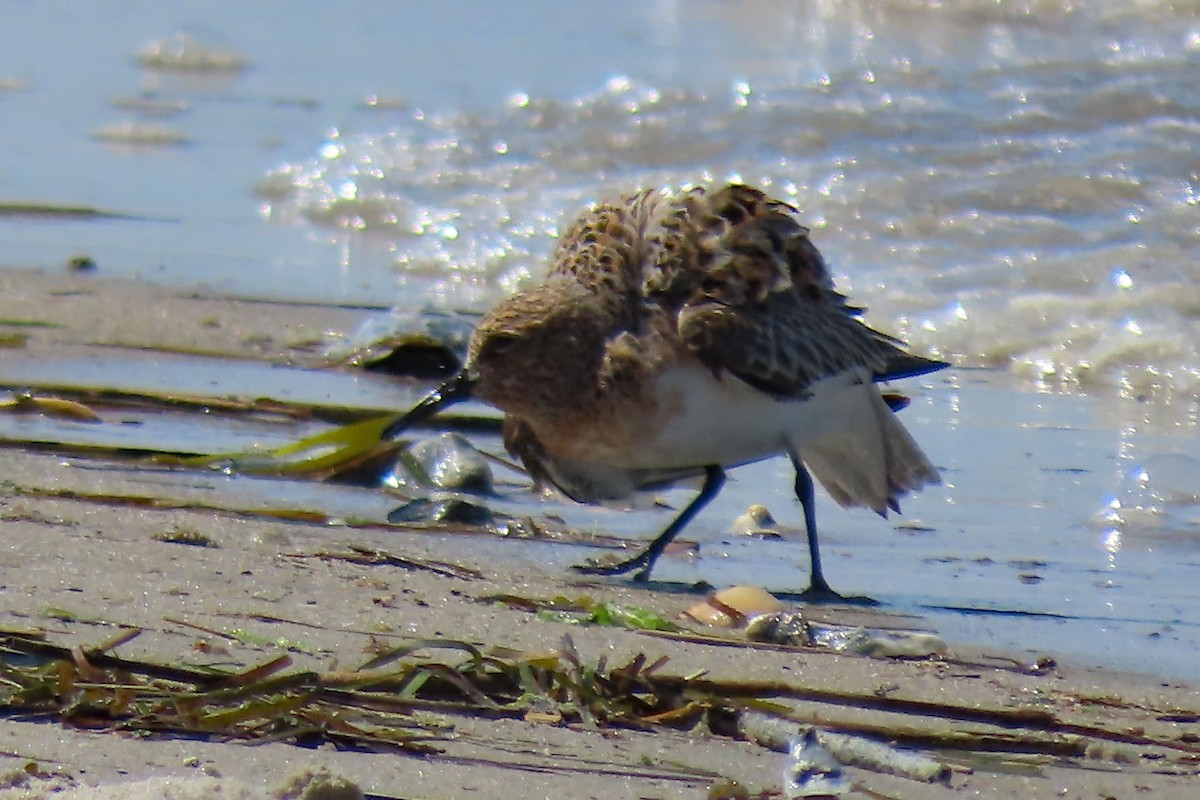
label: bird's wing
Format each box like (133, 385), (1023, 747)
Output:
(643, 184), (947, 396)
(677, 292), (946, 396)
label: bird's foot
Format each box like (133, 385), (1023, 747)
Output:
(797, 576), (878, 606)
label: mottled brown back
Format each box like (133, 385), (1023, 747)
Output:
(549, 184), (945, 397)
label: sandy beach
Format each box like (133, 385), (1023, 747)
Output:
(1, 266), (1198, 799)
(5, 2), (1200, 796)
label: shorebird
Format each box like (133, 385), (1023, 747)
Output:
(385, 184), (946, 600)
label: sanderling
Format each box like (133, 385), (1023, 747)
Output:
(386, 184), (946, 600)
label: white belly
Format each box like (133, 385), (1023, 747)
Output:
(614, 365), (879, 470)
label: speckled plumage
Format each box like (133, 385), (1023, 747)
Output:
(393, 183), (948, 597)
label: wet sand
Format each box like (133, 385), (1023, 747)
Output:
(1, 266), (1199, 799)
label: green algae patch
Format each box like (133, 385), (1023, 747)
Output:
(482, 593), (682, 633)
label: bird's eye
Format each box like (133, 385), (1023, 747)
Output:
(484, 333), (520, 356)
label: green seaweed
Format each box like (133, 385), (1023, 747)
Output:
(485, 593), (682, 632)
(172, 413), (403, 478)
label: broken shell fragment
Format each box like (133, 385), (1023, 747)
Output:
(681, 602), (737, 628)
(786, 729), (850, 798)
(682, 585), (786, 627)
(712, 585), (787, 617)
(729, 504), (781, 538)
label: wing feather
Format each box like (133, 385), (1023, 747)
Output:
(642, 185), (946, 396)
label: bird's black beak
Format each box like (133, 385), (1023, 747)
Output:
(383, 370), (477, 440)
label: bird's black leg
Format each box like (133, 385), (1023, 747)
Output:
(792, 459), (834, 599)
(790, 453), (876, 605)
(574, 466), (725, 582)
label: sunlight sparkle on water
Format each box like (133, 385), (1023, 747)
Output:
(1103, 528), (1122, 563)
(319, 138), (343, 160)
(734, 80), (752, 108)
(606, 75), (632, 93)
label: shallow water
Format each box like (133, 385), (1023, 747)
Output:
(2, 1), (1200, 677)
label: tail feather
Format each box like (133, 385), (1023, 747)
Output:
(798, 388), (938, 515)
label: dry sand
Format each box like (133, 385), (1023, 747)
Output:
(1, 266), (1199, 799)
